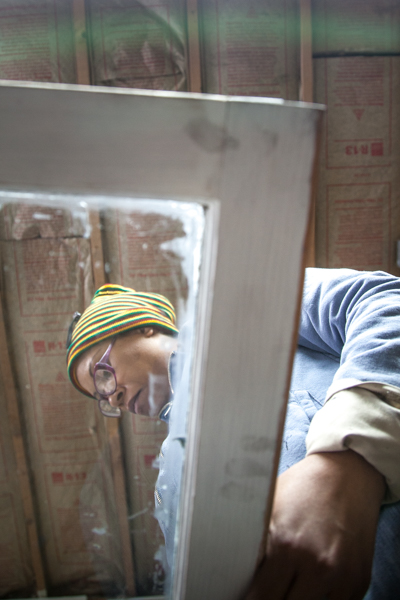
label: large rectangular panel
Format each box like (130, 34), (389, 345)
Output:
(0, 82), (322, 599)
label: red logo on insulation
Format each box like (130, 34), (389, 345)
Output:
(33, 340), (46, 353)
(371, 142), (383, 156)
(52, 472), (64, 484)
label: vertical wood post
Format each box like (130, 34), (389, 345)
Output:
(300, 0), (313, 103)
(72, 0), (91, 85)
(186, 0), (202, 92)
(300, 0), (316, 267)
(72, 0), (137, 587)
(89, 211), (136, 597)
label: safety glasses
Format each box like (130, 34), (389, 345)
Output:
(66, 312), (121, 417)
(93, 341), (121, 418)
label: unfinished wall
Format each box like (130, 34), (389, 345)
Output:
(0, 367), (34, 597)
(101, 207), (188, 594)
(0, 198), (202, 596)
(313, 56), (400, 272)
(0, 205), (126, 596)
(85, 0), (188, 90)
(199, 0), (300, 98)
(312, 0), (400, 274)
(0, 0), (77, 83)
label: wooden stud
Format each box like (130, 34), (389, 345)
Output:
(300, 0), (313, 103)
(72, 0), (91, 85)
(300, 0), (316, 267)
(78, 0), (135, 580)
(107, 419), (136, 597)
(88, 211), (107, 288)
(89, 210), (136, 597)
(186, 0), (202, 93)
(304, 192), (316, 267)
(0, 293), (47, 597)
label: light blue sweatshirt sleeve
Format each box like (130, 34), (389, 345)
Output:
(298, 268), (400, 389)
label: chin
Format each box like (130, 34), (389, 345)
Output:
(148, 375), (170, 417)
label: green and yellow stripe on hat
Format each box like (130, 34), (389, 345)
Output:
(66, 283), (178, 397)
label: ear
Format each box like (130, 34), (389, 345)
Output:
(142, 327), (155, 337)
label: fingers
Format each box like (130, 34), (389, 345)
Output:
(246, 559), (332, 600)
(246, 542), (371, 600)
(245, 556), (295, 600)
(246, 561), (363, 600)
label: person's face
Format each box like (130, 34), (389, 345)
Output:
(75, 328), (177, 417)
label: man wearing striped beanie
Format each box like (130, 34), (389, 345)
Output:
(66, 283), (179, 420)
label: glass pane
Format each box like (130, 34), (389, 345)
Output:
(0, 191), (204, 597)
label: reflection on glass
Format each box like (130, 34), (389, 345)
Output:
(0, 193), (204, 597)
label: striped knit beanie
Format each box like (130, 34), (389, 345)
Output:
(67, 283), (178, 397)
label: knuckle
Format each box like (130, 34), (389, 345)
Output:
(312, 553), (337, 580)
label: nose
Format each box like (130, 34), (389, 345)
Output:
(108, 388), (124, 408)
